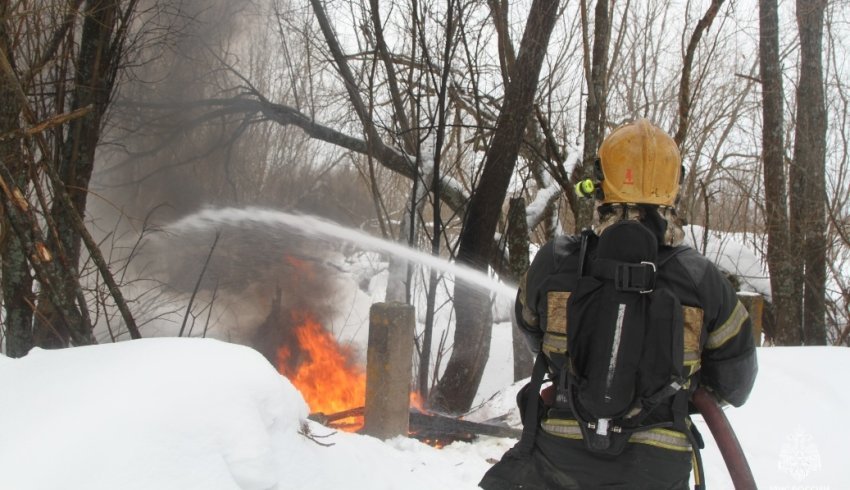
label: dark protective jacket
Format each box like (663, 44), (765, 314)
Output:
(480, 231), (758, 490)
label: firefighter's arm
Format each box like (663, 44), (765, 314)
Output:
(513, 240), (558, 355)
(699, 267), (758, 407)
(514, 273), (542, 354)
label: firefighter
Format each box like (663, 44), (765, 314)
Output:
(479, 119), (758, 490)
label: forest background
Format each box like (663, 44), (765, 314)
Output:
(0, 0), (848, 413)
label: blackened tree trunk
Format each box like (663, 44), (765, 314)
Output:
(574, 0), (610, 230)
(428, 0), (561, 414)
(759, 0), (801, 345)
(793, 0), (827, 344)
(35, 0), (121, 347)
(0, 22), (35, 357)
(507, 197), (533, 381)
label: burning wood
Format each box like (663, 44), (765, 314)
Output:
(409, 411), (522, 440)
(308, 406), (522, 447)
(264, 257), (519, 446)
(277, 312), (366, 419)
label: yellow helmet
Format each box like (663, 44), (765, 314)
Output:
(597, 119), (681, 206)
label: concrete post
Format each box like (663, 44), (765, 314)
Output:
(363, 302), (415, 439)
(737, 293), (764, 347)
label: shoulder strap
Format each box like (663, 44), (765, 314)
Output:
(576, 229), (592, 278)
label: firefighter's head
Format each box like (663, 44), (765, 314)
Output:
(596, 118), (681, 206)
(583, 119), (684, 246)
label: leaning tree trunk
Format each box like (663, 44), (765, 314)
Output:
(428, 0), (561, 414)
(674, 0), (725, 149)
(759, 0), (801, 345)
(793, 0), (827, 345)
(488, 0), (562, 241)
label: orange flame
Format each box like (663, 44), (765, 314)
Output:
(409, 391), (427, 412)
(285, 256), (316, 281)
(277, 311), (366, 430)
(275, 252), (432, 436)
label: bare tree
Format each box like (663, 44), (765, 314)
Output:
(792, 0), (828, 345)
(0, 6), (34, 357)
(759, 0), (802, 344)
(574, 0), (610, 230)
(61, 0), (849, 394)
(428, 0), (562, 413)
(824, 4), (850, 344)
(34, 0), (134, 346)
(507, 197), (533, 380)
(674, 0), (725, 148)
(1, 0), (146, 356)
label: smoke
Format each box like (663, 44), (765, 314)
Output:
(83, 0), (378, 357)
(139, 214), (342, 362)
(95, 0), (263, 222)
(84, 0), (303, 345)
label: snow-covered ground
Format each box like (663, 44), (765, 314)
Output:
(1, 216), (847, 489)
(1, 336), (848, 490)
(0, 338), (512, 490)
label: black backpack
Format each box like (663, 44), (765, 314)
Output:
(562, 220), (688, 455)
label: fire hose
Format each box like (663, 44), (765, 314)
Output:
(691, 387), (757, 490)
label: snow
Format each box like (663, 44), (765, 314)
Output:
(1, 336), (849, 489)
(0, 338), (510, 490)
(681, 225), (772, 299)
(0, 223), (847, 489)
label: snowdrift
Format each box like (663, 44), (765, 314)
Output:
(1, 338), (848, 489)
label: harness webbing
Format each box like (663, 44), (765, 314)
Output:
(540, 418), (694, 451)
(515, 234), (706, 485)
(513, 352), (549, 455)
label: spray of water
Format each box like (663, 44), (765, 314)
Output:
(165, 207), (519, 299)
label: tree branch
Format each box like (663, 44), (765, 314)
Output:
(674, 0), (725, 147)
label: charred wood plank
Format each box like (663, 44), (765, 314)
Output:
(308, 407), (521, 440)
(409, 411), (521, 439)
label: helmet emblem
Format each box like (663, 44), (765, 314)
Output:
(624, 168), (634, 185)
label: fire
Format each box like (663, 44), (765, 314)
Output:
(275, 312), (466, 447)
(285, 256), (316, 281)
(409, 391), (427, 412)
(274, 253), (436, 438)
(277, 311), (366, 430)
